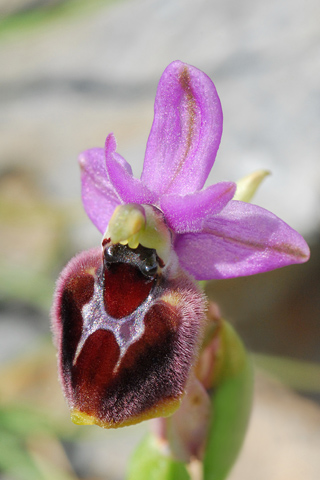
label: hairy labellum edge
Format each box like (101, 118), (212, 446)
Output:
(51, 246), (207, 428)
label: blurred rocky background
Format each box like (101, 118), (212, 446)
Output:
(0, 0), (319, 479)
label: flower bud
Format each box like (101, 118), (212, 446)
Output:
(234, 169), (270, 202)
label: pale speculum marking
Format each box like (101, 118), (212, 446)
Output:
(73, 276), (156, 371)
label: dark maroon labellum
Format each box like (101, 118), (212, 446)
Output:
(52, 244), (206, 428)
(103, 243), (157, 318)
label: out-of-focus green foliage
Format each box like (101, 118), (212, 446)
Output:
(0, 169), (75, 310)
(0, 340), (82, 480)
(203, 320), (253, 480)
(253, 353), (320, 394)
(0, 404), (75, 480)
(0, 0), (125, 41)
(127, 433), (191, 480)
(0, 266), (55, 311)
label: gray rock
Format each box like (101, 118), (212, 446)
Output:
(0, 0), (319, 238)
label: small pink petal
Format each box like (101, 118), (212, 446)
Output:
(175, 200), (310, 280)
(141, 60), (223, 196)
(105, 134), (157, 205)
(160, 182), (236, 233)
(78, 148), (121, 233)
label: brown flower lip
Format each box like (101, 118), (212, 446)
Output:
(52, 243), (207, 428)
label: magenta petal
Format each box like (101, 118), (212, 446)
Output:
(160, 182), (236, 233)
(141, 60), (223, 196)
(79, 148), (121, 234)
(105, 134), (157, 205)
(175, 200), (310, 280)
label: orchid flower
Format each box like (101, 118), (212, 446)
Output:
(51, 61), (309, 432)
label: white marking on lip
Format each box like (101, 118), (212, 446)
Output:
(73, 279), (156, 372)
